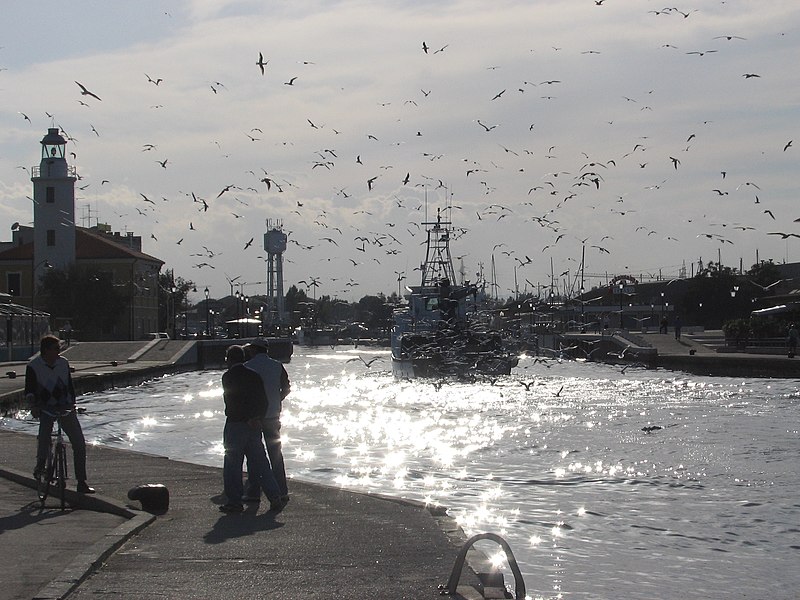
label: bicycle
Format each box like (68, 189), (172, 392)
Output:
(36, 408), (73, 510)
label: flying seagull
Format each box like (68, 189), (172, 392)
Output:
(75, 81), (102, 101)
(256, 52), (268, 75)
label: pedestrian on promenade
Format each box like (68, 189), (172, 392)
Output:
(26, 334), (95, 494)
(220, 344), (284, 513)
(243, 338), (290, 505)
(674, 316), (682, 340)
(788, 323), (799, 358)
(660, 316), (668, 334)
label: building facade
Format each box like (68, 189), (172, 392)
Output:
(0, 128), (163, 345)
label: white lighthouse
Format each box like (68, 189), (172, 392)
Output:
(31, 128), (77, 277)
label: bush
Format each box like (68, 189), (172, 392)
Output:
(722, 318), (751, 342)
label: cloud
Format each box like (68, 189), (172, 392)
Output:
(1, 1), (799, 301)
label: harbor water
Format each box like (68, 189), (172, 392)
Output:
(4, 346), (799, 599)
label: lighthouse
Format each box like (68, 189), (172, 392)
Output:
(31, 127), (77, 277)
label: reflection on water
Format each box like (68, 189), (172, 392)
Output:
(4, 346), (799, 599)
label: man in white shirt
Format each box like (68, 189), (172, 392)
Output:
(243, 338), (290, 505)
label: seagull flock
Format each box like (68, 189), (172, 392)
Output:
(4, 3), (797, 301)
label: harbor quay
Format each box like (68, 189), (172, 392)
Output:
(0, 340), (502, 600)
(1, 430), (483, 600)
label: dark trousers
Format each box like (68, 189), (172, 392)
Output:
(223, 419), (281, 503)
(36, 410), (88, 482)
(246, 417), (288, 498)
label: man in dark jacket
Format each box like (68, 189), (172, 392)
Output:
(26, 335), (95, 493)
(220, 345), (284, 513)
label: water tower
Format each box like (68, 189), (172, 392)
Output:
(264, 219), (288, 328)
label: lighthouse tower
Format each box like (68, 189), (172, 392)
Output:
(31, 128), (77, 277)
(264, 219), (288, 328)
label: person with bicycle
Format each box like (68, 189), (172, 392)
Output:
(26, 334), (95, 494)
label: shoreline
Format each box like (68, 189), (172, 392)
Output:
(3, 336), (800, 415)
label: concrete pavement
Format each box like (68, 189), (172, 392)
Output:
(1, 341), (488, 599)
(1, 429), (481, 600)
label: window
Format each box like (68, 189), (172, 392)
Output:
(46, 229), (56, 246)
(46, 187), (55, 203)
(7, 273), (21, 296)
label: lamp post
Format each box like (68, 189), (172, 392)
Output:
(395, 271), (405, 300)
(618, 282), (624, 329)
(204, 287), (210, 338)
(234, 291), (241, 338)
(577, 286), (584, 329)
(245, 296), (250, 337)
(171, 285), (177, 340)
(30, 259), (51, 354)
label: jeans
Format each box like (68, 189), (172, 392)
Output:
(223, 419), (281, 503)
(246, 417), (288, 498)
(36, 410), (88, 482)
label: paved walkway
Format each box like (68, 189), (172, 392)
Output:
(1, 429), (475, 600)
(0, 476), (128, 600)
(1, 342), (484, 599)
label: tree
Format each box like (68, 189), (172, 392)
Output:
(39, 266), (130, 340)
(356, 294), (393, 330)
(681, 261), (760, 329)
(745, 260), (782, 291)
(157, 271), (195, 334)
(284, 285), (309, 327)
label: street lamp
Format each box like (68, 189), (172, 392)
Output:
(30, 259), (52, 354)
(171, 284), (177, 340)
(204, 287), (210, 338)
(234, 291), (241, 338)
(619, 282), (624, 329)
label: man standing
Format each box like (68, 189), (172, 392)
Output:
(243, 338), (290, 505)
(788, 323), (798, 358)
(220, 345), (284, 513)
(26, 335), (94, 494)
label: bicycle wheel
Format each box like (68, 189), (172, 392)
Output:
(38, 448), (54, 504)
(55, 443), (68, 510)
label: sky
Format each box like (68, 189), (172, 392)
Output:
(1, 0), (798, 304)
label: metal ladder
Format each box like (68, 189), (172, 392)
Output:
(439, 532), (526, 600)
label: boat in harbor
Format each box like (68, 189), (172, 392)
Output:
(391, 209), (518, 378)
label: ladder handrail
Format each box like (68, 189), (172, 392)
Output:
(441, 532), (526, 599)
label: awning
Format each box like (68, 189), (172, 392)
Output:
(751, 303), (800, 316)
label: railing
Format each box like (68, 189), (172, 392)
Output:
(30, 165), (78, 178)
(717, 336), (793, 355)
(440, 532), (526, 599)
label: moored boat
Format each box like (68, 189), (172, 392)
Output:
(391, 209), (518, 378)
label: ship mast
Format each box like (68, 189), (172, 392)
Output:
(420, 208), (457, 287)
